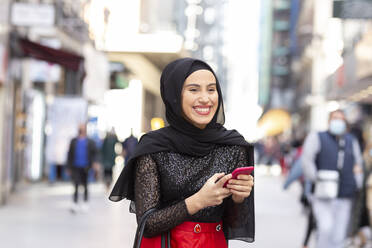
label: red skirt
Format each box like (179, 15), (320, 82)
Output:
(141, 221), (227, 248)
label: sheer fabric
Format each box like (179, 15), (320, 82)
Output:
(134, 145), (254, 242)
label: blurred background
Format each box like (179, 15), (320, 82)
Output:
(0, 0), (372, 247)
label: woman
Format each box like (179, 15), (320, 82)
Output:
(109, 58), (255, 247)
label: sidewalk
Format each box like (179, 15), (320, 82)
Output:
(0, 182), (136, 248)
(0, 172), (310, 248)
(246, 171), (310, 248)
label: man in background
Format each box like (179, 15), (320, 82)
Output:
(122, 129), (138, 166)
(67, 124), (97, 213)
(302, 110), (363, 248)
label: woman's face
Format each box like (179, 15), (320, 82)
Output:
(181, 69), (219, 129)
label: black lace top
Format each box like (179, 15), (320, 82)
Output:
(134, 145), (255, 242)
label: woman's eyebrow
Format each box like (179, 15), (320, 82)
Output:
(184, 83), (200, 87)
(184, 83), (216, 87)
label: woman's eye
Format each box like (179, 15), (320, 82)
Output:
(208, 88), (216, 92)
(189, 88), (198, 92)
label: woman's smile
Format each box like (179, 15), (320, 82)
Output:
(193, 105), (213, 116)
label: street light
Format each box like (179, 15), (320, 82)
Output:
(151, 118), (165, 131)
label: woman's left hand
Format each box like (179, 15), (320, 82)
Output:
(226, 174), (254, 203)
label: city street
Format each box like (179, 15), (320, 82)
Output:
(0, 170), (312, 248)
(1, 1), (371, 248)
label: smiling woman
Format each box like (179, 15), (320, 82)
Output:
(110, 58), (255, 248)
(181, 69), (219, 129)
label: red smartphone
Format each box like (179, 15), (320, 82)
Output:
(223, 166), (254, 187)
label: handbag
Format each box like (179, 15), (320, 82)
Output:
(314, 138), (345, 199)
(133, 208), (171, 248)
(314, 170), (340, 198)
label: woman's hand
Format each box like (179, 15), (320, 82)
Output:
(226, 174), (254, 203)
(185, 173), (232, 215)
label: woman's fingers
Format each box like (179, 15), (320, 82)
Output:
(209, 173), (226, 183)
(201, 172), (254, 207)
(220, 188), (232, 196)
(228, 175), (254, 186)
(226, 184), (252, 192)
(240, 174), (253, 179)
(228, 179), (251, 186)
(227, 175), (254, 201)
(215, 174), (232, 187)
(237, 174), (253, 181)
(230, 189), (251, 198)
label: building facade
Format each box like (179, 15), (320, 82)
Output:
(0, 0), (108, 205)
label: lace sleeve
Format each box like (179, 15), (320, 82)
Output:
(223, 146), (255, 242)
(134, 154), (190, 237)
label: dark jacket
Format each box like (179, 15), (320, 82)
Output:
(122, 135), (138, 165)
(67, 137), (97, 169)
(316, 131), (357, 198)
(101, 134), (118, 169)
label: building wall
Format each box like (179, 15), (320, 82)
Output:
(259, 0), (300, 112)
(292, 0), (348, 131)
(140, 0), (176, 33)
(0, 86), (6, 204)
(259, 0), (274, 107)
(2, 0), (95, 190)
(0, 0), (10, 205)
(224, 1), (262, 141)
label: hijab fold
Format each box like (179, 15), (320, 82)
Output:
(109, 58), (253, 202)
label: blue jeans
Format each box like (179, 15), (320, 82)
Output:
(283, 158), (303, 189)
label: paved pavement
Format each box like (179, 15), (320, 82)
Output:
(0, 171), (312, 248)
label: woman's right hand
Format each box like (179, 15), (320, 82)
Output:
(185, 173), (232, 215)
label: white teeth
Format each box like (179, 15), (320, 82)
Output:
(195, 107), (210, 113)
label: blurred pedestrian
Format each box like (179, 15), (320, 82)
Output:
(362, 141), (372, 246)
(347, 123), (370, 248)
(101, 129), (119, 191)
(365, 142), (372, 226)
(302, 109), (364, 248)
(67, 123), (97, 213)
(258, 136), (281, 166)
(109, 58), (255, 247)
(283, 138), (304, 189)
(121, 129), (138, 166)
(282, 137), (316, 248)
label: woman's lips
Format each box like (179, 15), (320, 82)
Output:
(193, 106), (211, 115)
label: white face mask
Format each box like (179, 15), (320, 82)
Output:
(329, 119), (346, 136)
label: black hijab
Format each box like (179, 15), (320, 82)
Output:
(109, 58), (253, 201)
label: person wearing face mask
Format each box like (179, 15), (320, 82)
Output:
(109, 58), (255, 247)
(301, 110), (364, 248)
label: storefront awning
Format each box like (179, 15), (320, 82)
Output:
(18, 38), (84, 72)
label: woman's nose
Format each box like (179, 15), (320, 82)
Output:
(198, 92), (209, 103)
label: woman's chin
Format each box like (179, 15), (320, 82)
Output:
(191, 119), (213, 129)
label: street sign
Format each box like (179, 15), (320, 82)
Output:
(11, 3), (55, 27)
(333, 0), (372, 19)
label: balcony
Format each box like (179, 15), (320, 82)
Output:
(273, 20), (290, 31)
(274, 0), (291, 11)
(273, 47), (290, 57)
(272, 65), (290, 76)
